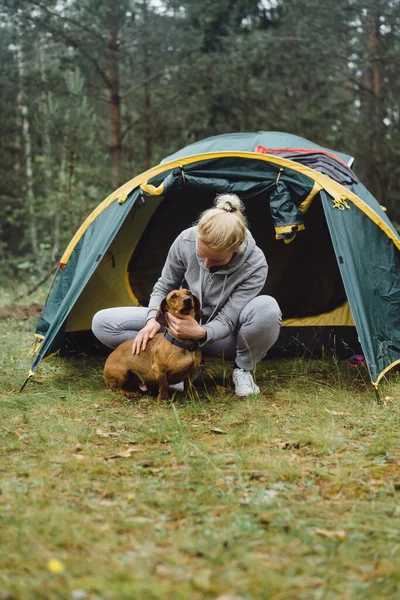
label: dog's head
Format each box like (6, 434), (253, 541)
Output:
(155, 289), (201, 327)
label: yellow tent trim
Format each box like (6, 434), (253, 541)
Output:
(275, 224), (305, 235)
(60, 151), (400, 267)
(32, 333), (45, 355)
(124, 268), (140, 306)
(372, 359), (400, 388)
(299, 180), (322, 213)
(282, 302), (354, 327)
(42, 349), (61, 361)
(140, 182), (165, 196)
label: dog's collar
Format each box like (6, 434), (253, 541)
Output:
(164, 330), (198, 352)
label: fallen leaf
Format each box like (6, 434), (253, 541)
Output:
(47, 558), (65, 573)
(71, 453), (86, 460)
(192, 569), (212, 591)
(104, 448), (142, 460)
(216, 385), (229, 394)
(15, 429), (28, 439)
(99, 498), (116, 506)
(325, 409), (352, 416)
(96, 428), (119, 438)
(262, 490), (279, 503)
(308, 578), (324, 589)
(315, 528), (347, 540)
(155, 563), (172, 578)
(274, 439), (300, 449)
(138, 460), (153, 468)
(370, 479), (385, 486)
(384, 454), (397, 464)
(71, 590), (87, 600)
(211, 427), (227, 434)
(249, 472), (264, 481)
(240, 495), (251, 506)
(100, 491), (114, 500)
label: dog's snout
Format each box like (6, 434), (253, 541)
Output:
(183, 296), (192, 306)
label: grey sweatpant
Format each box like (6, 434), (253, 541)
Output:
(92, 295), (281, 370)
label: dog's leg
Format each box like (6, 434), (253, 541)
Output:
(104, 366), (141, 399)
(104, 367), (128, 392)
(152, 363), (169, 403)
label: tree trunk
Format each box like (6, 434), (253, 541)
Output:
(358, 6), (388, 204)
(15, 35), (39, 260)
(38, 36), (60, 262)
(107, 0), (122, 189)
(142, 0), (152, 170)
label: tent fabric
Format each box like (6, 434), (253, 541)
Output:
(254, 146), (359, 185)
(321, 189), (400, 385)
(32, 192), (139, 369)
(29, 131), (400, 389)
(161, 131), (355, 166)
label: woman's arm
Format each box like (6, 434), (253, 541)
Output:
(202, 264), (268, 343)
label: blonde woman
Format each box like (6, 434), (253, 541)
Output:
(92, 194), (281, 396)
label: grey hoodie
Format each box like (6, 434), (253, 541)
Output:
(147, 226), (268, 344)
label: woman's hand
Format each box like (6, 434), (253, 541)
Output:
(132, 318), (161, 354)
(167, 313), (206, 341)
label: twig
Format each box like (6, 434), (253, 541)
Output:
(13, 264), (58, 302)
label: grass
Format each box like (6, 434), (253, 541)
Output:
(1, 314), (400, 600)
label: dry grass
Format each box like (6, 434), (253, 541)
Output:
(1, 315), (400, 600)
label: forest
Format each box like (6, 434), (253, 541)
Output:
(1, 0), (399, 283)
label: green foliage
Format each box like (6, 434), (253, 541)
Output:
(0, 0), (399, 279)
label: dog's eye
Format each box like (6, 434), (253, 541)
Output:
(171, 294), (177, 300)
(186, 291), (192, 296)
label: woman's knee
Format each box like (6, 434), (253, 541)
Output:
(240, 295), (282, 325)
(92, 309), (112, 340)
(261, 295), (282, 323)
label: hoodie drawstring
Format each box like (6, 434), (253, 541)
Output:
(199, 269), (227, 326)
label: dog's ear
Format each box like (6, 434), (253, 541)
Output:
(155, 298), (168, 326)
(193, 295), (202, 323)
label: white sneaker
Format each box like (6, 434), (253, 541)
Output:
(168, 364), (204, 393)
(232, 368), (260, 397)
(169, 381), (184, 393)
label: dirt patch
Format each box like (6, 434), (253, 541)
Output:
(0, 303), (43, 321)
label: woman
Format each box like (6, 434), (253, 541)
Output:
(92, 194), (281, 397)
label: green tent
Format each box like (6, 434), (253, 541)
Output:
(28, 131), (400, 389)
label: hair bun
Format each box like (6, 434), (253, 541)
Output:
(215, 194), (244, 214)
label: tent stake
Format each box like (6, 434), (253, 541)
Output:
(374, 387), (382, 404)
(19, 376), (31, 392)
(19, 370), (35, 392)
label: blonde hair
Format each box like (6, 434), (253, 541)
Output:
(197, 194), (247, 253)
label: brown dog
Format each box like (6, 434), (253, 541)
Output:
(104, 289), (202, 402)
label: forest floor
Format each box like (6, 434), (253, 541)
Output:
(1, 306), (400, 600)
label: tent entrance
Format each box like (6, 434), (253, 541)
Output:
(128, 187), (347, 321)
